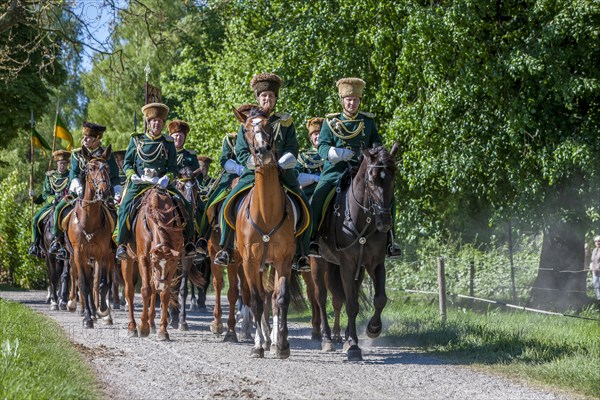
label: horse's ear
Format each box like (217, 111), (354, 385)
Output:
(390, 142), (399, 157)
(103, 144), (112, 160)
(232, 106), (247, 124)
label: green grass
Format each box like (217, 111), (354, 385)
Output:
(383, 296), (600, 398)
(0, 298), (101, 400)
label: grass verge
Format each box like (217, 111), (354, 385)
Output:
(0, 297), (101, 400)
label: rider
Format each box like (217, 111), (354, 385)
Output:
(28, 150), (71, 258)
(296, 117), (324, 199)
(112, 150), (127, 189)
(197, 155), (214, 196)
(115, 103), (196, 260)
(49, 122), (121, 258)
(214, 74), (312, 271)
(308, 77), (401, 258)
(196, 121), (248, 256)
(169, 119), (203, 236)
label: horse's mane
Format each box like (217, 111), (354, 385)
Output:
(248, 107), (267, 119)
(146, 190), (182, 231)
(369, 145), (397, 174)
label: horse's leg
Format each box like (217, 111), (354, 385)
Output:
(270, 278), (279, 353)
(138, 257), (151, 337)
(168, 263), (181, 330)
(67, 258), (78, 312)
(157, 286), (171, 341)
(177, 259), (189, 331)
(238, 269), (252, 339)
(303, 269), (320, 341)
(149, 283), (157, 335)
(313, 260), (335, 351)
(223, 263), (239, 342)
(210, 263), (224, 335)
(328, 264), (345, 344)
(99, 255), (114, 325)
(366, 262), (387, 339)
(59, 259), (69, 310)
(46, 257), (58, 311)
(122, 258), (137, 337)
(246, 265), (265, 358)
(339, 264), (362, 361)
(76, 253), (94, 329)
(274, 270), (291, 359)
(111, 261), (121, 310)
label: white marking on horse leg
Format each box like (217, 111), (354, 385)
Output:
(270, 315), (278, 346)
(254, 326), (263, 349)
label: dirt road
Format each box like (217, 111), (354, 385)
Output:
(0, 290), (577, 399)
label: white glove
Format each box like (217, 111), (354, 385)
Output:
(246, 157), (256, 170)
(328, 147), (355, 164)
(298, 173), (320, 188)
(224, 159), (244, 176)
(157, 176), (169, 189)
(113, 185), (122, 202)
(69, 178), (83, 196)
(277, 152), (297, 169)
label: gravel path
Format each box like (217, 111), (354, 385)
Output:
(0, 289), (580, 400)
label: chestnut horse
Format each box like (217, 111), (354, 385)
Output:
(232, 107), (298, 359)
(121, 186), (186, 340)
(316, 143), (398, 361)
(65, 145), (116, 328)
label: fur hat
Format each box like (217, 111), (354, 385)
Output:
(306, 117), (324, 136)
(197, 155), (213, 164)
(336, 77), (366, 98)
(250, 73), (283, 97)
(141, 103), (169, 121)
(52, 150), (71, 162)
(82, 122), (106, 138)
(167, 120), (190, 136)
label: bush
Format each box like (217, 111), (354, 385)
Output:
(0, 171), (46, 288)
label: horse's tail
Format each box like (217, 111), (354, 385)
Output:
(288, 271), (307, 313)
(188, 260), (208, 289)
(327, 265), (346, 306)
(114, 261), (125, 287)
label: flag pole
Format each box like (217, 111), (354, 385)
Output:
(49, 100), (59, 170)
(144, 63), (150, 133)
(30, 110), (35, 218)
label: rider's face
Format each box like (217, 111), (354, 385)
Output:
(342, 96), (361, 116)
(310, 131), (319, 147)
(148, 118), (164, 136)
(171, 132), (186, 149)
(82, 135), (100, 150)
(56, 160), (68, 173)
(257, 91), (277, 115)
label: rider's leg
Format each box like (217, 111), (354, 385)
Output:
(386, 199), (401, 258)
(28, 207), (46, 257)
(115, 184), (138, 260)
(308, 180), (334, 255)
(49, 198), (70, 255)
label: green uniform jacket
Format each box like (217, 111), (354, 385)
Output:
(32, 170), (70, 241)
(295, 148), (323, 198)
(123, 132), (178, 180)
(70, 146), (120, 188)
(176, 147), (202, 185)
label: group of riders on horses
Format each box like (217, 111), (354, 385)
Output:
(28, 73), (401, 270)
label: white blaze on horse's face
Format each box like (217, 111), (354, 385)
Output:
(252, 118), (265, 145)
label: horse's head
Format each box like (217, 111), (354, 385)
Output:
(175, 166), (202, 205)
(81, 144), (112, 202)
(233, 106), (275, 166)
(360, 142), (399, 232)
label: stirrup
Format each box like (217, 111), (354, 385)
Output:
(214, 249), (230, 266)
(196, 238), (208, 255)
(292, 256), (311, 272)
(48, 239), (62, 255)
(28, 244), (41, 258)
(386, 243), (402, 260)
(115, 245), (128, 260)
(56, 248), (68, 261)
(308, 241), (321, 258)
(184, 242), (197, 258)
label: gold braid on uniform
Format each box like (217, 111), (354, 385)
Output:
(135, 139), (167, 163)
(326, 117), (364, 140)
(50, 175), (69, 193)
(298, 150), (324, 169)
(176, 152), (184, 166)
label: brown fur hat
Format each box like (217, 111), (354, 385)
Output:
(82, 122), (106, 138)
(167, 120), (190, 136)
(336, 77), (366, 98)
(250, 73), (283, 97)
(52, 150), (71, 162)
(197, 155), (213, 164)
(141, 102), (169, 121)
(306, 117), (324, 136)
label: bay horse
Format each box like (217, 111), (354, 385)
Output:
(232, 107), (299, 358)
(317, 143), (398, 361)
(65, 145), (116, 328)
(170, 166), (211, 330)
(121, 185), (190, 340)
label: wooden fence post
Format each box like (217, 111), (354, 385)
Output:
(469, 260), (475, 298)
(437, 257), (447, 322)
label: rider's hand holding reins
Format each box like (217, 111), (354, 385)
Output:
(328, 147), (355, 164)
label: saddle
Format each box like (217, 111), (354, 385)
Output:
(61, 200), (117, 234)
(317, 166), (357, 230)
(222, 184), (310, 237)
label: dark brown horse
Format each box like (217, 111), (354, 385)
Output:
(40, 208), (70, 311)
(121, 186), (186, 340)
(233, 107), (298, 358)
(316, 143), (398, 361)
(65, 145), (115, 328)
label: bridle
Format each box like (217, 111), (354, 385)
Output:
(82, 158), (111, 204)
(245, 117), (274, 166)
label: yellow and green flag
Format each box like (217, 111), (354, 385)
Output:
(54, 113), (74, 150)
(31, 128), (51, 155)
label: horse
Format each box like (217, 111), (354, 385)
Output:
(309, 256), (344, 350)
(170, 166), (212, 330)
(232, 107), (301, 359)
(121, 185), (192, 340)
(65, 145), (116, 328)
(39, 207), (70, 311)
(316, 143), (398, 361)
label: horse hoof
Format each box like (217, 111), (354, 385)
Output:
(83, 320), (94, 329)
(128, 329), (138, 338)
(67, 301), (77, 312)
(223, 331), (238, 343)
(157, 331), (170, 341)
(346, 345), (363, 362)
(333, 335), (343, 344)
(102, 317), (113, 326)
(322, 340), (336, 352)
(250, 348), (264, 358)
(276, 346), (290, 359)
(138, 327), (150, 338)
(50, 304), (58, 311)
(366, 322), (382, 339)
(264, 341), (271, 352)
(112, 303), (121, 310)
(58, 301), (67, 311)
(179, 322), (189, 331)
(150, 326), (157, 335)
(210, 321), (223, 335)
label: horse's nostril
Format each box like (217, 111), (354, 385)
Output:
(266, 144), (271, 151)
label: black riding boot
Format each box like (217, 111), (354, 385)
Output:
(115, 244), (128, 260)
(28, 241), (42, 258)
(48, 235), (63, 255)
(214, 248), (232, 266)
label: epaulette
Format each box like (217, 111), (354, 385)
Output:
(275, 112), (293, 127)
(187, 149), (197, 156)
(325, 112), (340, 118)
(359, 111), (375, 119)
(163, 134), (174, 142)
(130, 131), (143, 137)
(45, 170), (55, 176)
